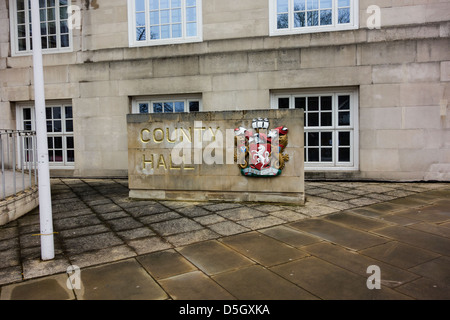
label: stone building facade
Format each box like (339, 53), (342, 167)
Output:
(0, 0), (449, 181)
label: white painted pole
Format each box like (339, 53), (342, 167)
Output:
(30, 0), (55, 261)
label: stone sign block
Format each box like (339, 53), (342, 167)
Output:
(127, 109), (304, 204)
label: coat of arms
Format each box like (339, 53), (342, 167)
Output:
(234, 118), (289, 177)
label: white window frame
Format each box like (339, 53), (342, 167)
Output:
(127, 0), (203, 47)
(269, 0), (359, 37)
(271, 88), (359, 171)
(16, 102), (75, 169)
(9, 0), (73, 56)
(132, 95), (202, 114)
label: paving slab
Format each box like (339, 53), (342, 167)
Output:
(289, 219), (388, 250)
(303, 242), (420, 288)
(359, 241), (440, 269)
(324, 211), (392, 231)
(177, 240), (254, 275)
(137, 249), (197, 280)
(159, 271), (235, 300)
(260, 225), (322, 248)
(270, 256), (411, 300)
(0, 274), (74, 300)
(395, 277), (450, 300)
(372, 226), (450, 256)
(220, 231), (308, 267)
(408, 256), (450, 283)
(212, 265), (318, 300)
(74, 259), (168, 300)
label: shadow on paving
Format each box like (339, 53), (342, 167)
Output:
(0, 178), (449, 300)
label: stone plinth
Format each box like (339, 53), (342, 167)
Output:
(127, 109), (304, 204)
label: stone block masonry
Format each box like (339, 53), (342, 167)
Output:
(127, 109), (304, 204)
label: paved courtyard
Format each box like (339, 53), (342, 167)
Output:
(0, 178), (449, 300)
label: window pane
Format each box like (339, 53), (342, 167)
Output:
(150, 0), (159, 10)
(161, 25), (170, 39)
(321, 96), (332, 110)
(55, 150), (63, 162)
(186, 7), (196, 22)
(320, 10), (332, 25)
(277, 14), (289, 29)
(53, 107), (61, 119)
(321, 132), (332, 146)
(321, 148), (332, 162)
(307, 97), (319, 111)
(294, 0), (306, 10)
(135, 0), (145, 12)
(339, 148), (350, 162)
(54, 120), (62, 132)
(47, 137), (53, 148)
(150, 11), (159, 25)
(186, 0), (196, 7)
(61, 34), (69, 47)
(47, 120), (53, 132)
(66, 136), (74, 149)
(338, 95), (350, 110)
(137, 27), (146, 41)
(321, 112), (332, 126)
(164, 102), (173, 113)
(172, 0), (181, 7)
(172, 8), (182, 23)
(308, 148), (319, 162)
(160, 10), (170, 24)
(172, 24), (182, 38)
(48, 150), (54, 162)
(278, 97), (290, 109)
(307, 11), (318, 26)
(307, 113), (319, 126)
(17, 0), (25, 11)
(295, 97), (306, 109)
(153, 103), (163, 113)
(60, 20), (68, 33)
(339, 131), (350, 146)
(308, 0), (319, 10)
(338, 0), (350, 7)
(338, 8), (350, 24)
(17, 11), (25, 24)
(189, 101), (200, 112)
(277, 0), (289, 13)
(67, 150), (75, 162)
(175, 101), (185, 112)
(150, 26), (160, 39)
(339, 111), (350, 126)
(139, 103), (149, 113)
(47, 8), (55, 21)
(136, 12), (145, 26)
(186, 22), (197, 37)
(54, 137), (62, 149)
(65, 106), (73, 120)
(160, 0), (170, 9)
(320, 0), (332, 9)
(18, 38), (27, 51)
(294, 12), (305, 27)
(308, 132), (319, 146)
(24, 108), (32, 120)
(65, 120), (73, 132)
(48, 35), (57, 48)
(59, 6), (67, 19)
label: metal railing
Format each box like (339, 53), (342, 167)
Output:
(0, 130), (38, 201)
